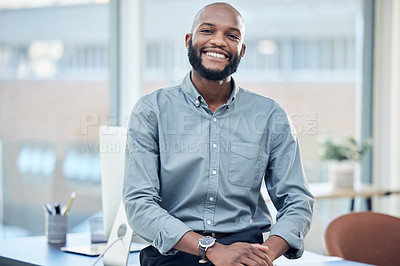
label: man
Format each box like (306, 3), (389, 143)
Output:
(123, 2), (315, 265)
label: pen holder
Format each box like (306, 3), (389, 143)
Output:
(45, 212), (67, 244)
(89, 216), (107, 243)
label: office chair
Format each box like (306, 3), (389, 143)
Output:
(324, 211), (400, 266)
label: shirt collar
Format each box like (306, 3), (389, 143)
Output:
(181, 72), (238, 108)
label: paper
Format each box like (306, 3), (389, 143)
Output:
(275, 251), (343, 265)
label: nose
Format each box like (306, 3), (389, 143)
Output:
(209, 33), (227, 47)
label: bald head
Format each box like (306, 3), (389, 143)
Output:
(191, 2), (245, 38)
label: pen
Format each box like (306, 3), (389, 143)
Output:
(44, 202), (54, 215)
(43, 203), (53, 215)
(54, 202), (61, 215)
(63, 191), (76, 215)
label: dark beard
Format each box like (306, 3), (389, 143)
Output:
(188, 40), (242, 81)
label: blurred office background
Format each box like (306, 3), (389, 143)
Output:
(0, 0), (399, 255)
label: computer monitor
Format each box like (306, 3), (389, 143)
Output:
(99, 125), (127, 239)
(99, 125), (147, 265)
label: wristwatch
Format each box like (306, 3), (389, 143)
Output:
(198, 235), (216, 263)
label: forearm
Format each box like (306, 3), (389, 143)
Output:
(173, 231), (204, 256)
(174, 231), (271, 266)
(173, 231), (232, 260)
(262, 235), (290, 261)
(267, 124), (315, 258)
(123, 189), (193, 254)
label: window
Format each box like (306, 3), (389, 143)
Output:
(0, 1), (110, 238)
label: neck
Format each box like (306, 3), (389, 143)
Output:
(190, 70), (233, 112)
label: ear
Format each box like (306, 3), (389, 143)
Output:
(185, 33), (192, 49)
(240, 43), (246, 58)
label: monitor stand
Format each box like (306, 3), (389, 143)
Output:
(103, 200), (134, 266)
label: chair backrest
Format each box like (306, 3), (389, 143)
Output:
(324, 211), (400, 266)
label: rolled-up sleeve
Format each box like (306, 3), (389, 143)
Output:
(266, 108), (315, 259)
(122, 97), (191, 255)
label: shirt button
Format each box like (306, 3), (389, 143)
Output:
(212, 143), (217, 149)
(213, 117), (217, 122)
(195, 100), (200, 106)
(212, 170), (217, 175)
(207, 220), (212, 225)
(209, 196), (214, 202)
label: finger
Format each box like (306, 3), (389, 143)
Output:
(251, 244), (269, 253)
(245, 254), (272, 266)
(241, 257), (264, 266)
(248, 252), (271, 266)
(248, 246), (271, 264)
(262, 254), (273, 266)
(241, 247), (270, 266)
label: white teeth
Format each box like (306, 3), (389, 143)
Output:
(205, 52), (226, 59)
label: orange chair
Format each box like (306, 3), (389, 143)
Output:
(324, 212), (400, 266)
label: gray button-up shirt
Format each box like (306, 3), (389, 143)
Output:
(123, 72), (315, 259)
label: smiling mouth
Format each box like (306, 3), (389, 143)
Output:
(204, 51), (227, 59)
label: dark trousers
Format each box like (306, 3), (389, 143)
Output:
(140, 227), (264, 266)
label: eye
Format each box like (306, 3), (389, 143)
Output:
(200, 29), (213, 34)
(227, 34), (240, 41)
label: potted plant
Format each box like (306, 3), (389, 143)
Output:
(321, 137), (372, 188)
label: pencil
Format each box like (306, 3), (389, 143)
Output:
(63, 191), (76, 215)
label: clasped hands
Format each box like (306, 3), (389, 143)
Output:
(207, 242), (273, 266)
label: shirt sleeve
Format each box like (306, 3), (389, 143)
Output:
(265, 107), (315, 259)
(122, 97), (192, 255)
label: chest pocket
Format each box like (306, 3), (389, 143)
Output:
(228, 142), (263, 188)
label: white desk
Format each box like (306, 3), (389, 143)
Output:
(275, 250), (372, 265)
(262, 182), (400, 210)
(309, 182), (400, 200)
(0, 233), (139, 266)
(0, 233), (372, 266)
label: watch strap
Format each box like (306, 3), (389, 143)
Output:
(198, 236), (215, 263)
(198, 244), (208, 263)
(198, 246), (208, 263)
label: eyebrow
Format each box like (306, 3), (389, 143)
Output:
(199, 22), (242, 35)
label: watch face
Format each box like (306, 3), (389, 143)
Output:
(199, 236), (215, 247)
